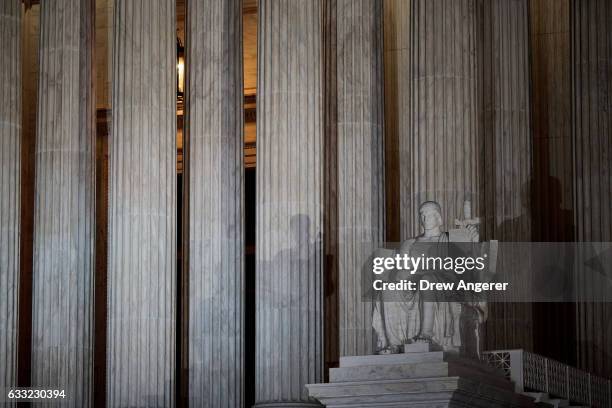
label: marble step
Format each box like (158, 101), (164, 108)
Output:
(307, 376), (540, 408)
(445, 353), (509, 377)
(339, 352), (445, 367)
(331, 361), (449, 382)
(340, 352), (507, 376)
(330, 360), (513, 391)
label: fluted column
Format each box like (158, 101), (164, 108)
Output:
(401, 0), (483, 238)
(186, 0), (243, 406)
(572, 0), (612, 378)
(572, 1), (612, 243)
(107, 1), (176, 406)
(484, 0), (532, 240)
(30, 1), (95, 405)
(335, 0), (385, 357)
(0, 0), (21, 397)
(255, 0), (324, 406)
(482, 0), (534, 353)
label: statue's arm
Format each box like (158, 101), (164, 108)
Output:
(398, 238), (416, 254)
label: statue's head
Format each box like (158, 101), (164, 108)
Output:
(419, 201), (443, 231)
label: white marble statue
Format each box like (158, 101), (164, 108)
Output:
(372, 200), (487, 354)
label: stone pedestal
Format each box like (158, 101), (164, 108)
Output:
(307, 349), (540, 407)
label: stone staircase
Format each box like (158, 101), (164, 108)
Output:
(307, 345), (549, 407)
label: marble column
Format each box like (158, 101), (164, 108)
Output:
(401, 0), (483, 238)
(335, 0), (385, 357)
(0, 0), (21, 396)
(572, 1), (612, 243)
(107, 1), (176, 406)
(30, 0), (95, 405)
(255, 0), (324, 406)
(186, 0), (243, 406)
(484, 0), (532, 241)
(482, 0), (534, 353)
(571, 0), (612, 378)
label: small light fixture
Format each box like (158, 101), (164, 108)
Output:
(177, 38), (185, 101)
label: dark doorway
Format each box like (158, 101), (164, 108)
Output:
(245, 167), (256, 408)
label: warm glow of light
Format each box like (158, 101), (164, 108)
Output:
(177, 57), (185, 94)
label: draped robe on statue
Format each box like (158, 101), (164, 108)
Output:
(372, 232), (462, 351)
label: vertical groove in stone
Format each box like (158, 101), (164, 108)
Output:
(255, 0), (324, 405)
(335, 0), (385, 357)
(186, 0), (244, 406)
(107, 0), (176, 406)
(482, 0), (534, 353)
(401, 0), (483, 238)
(572, 0), (612, 378)
(30, 0), (95, 405)
(0, 0), (21, 398)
